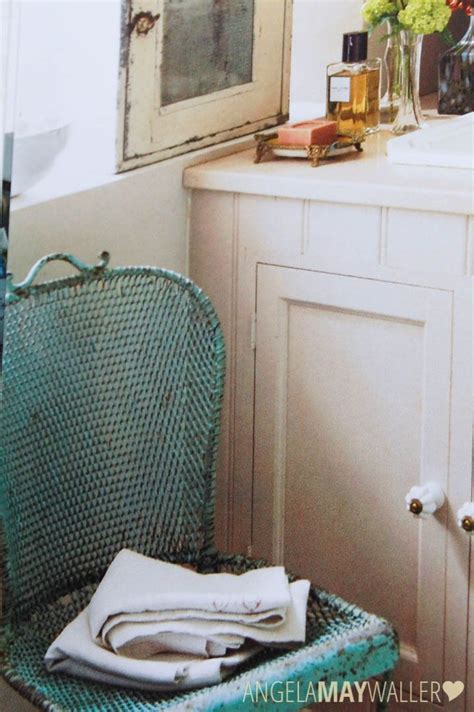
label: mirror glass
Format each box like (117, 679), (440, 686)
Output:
(161, 0), (255, 107)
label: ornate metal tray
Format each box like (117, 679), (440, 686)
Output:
(254, 131), (365, 167)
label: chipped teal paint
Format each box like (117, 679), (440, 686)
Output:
(1, 253), (399, 710)
(5, 251), (111, 304)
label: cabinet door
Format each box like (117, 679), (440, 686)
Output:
(253, 264), (467, 699)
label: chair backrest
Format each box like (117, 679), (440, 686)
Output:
(1, 253), (225, 621)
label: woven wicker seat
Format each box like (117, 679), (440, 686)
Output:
(1, 253), (399, 711)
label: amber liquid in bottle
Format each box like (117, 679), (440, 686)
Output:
(327, 60), (381, 137)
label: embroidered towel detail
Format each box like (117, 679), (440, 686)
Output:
(103, 579), (310, 657)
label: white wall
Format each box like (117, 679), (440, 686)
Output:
(8, 135), (254, 282)
(290, 0), (363, 117)
(9, 157), (190, 280)
(14, 0), (120, 140)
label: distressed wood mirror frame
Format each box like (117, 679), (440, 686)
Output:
(117, 0), (292, 172)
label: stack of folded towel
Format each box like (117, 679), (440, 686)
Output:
(45, 549), (310, 691)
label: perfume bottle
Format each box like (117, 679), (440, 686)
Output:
(327, 31), (381, 137)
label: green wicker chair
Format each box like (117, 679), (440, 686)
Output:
(1, 253), (399, 711)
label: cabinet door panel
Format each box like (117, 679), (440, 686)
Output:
(253, 264), (462, 696)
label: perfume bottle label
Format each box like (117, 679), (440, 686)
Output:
(330, 76), (351, 103)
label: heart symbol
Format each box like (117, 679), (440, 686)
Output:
(212, 599), (229, 612)
(442, 681), (464, 702)
(243, 598), (261, 612)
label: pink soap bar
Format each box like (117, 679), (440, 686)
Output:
(278, 119), (337, 146)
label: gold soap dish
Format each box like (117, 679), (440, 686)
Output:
(254, 132), (365, 168)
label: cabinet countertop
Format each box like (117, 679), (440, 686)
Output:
(184, 129), (474, 216)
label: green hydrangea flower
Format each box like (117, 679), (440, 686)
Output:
(398, 0), (452, 34)
(362, 0), (398, 27)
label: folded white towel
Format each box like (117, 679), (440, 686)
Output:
(45, 610), (261, 691)
(103, 578), (309, 657)
(45, 549), (310, 691)
(88, 549), (292, 640)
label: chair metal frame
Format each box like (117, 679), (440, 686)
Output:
(1, 253), (399, 711)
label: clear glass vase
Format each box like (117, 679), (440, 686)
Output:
(438, 16), (474, 115)
(392, 30), (424, 135)
(380, 21), (401, 123)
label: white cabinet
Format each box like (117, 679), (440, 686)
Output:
(254, 265), (454, 690)
(186, 140), (473, 710)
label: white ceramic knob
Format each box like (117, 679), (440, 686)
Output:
(457, 502), (474, 533)
(405, 482), (445, 516)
